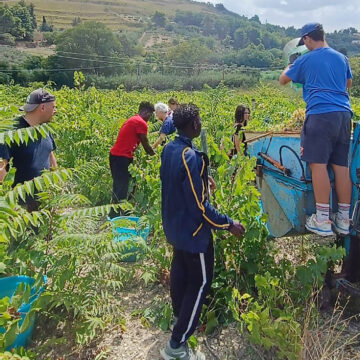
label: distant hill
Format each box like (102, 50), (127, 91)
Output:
(1, 0), (359, 90)
(1, 0), (359, 56)
(0, 0), (225, 30)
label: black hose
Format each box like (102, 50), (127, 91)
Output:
(279, 145), (307, 181)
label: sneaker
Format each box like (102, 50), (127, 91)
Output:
(160, 341), (205, 360)
(169, 316), (178, 331)
(305, 214), (334, 237)
(331, 213), (350, 235)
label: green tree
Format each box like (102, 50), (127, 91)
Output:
(40, 16), (53, 32)
(0, 5), (23, 38)
(246, 26), (261, 45)
(201, 14), (216, 36)
(261, 31), (282, 49)
(152, 11), (166, 27)
(349, 56), (360, 96)
(166, 38), (211, 67)
(28, 2), (36, 29)
(48, 22), (122, 86)
(233, 28), (249, 49)
(118, 33), (143, 56)
(10, 0), (36, 40)
(174, 10), (204, 26)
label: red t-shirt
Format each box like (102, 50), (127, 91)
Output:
(110, 115), (148, 158)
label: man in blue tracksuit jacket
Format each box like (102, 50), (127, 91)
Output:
(159, 104), (244, 360)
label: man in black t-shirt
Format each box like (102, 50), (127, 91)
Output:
(0, 88), (57, 211)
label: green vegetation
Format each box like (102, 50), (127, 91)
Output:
(1, 1), (359, 90)
(0, 0), (36, 42)
(350, 55), (360, 97)
(0, 82), (359, 358)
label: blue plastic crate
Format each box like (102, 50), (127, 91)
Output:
(0, 275), (46, 349)
(109, 216), (149, 262)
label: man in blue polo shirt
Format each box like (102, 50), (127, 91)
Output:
(159, 104), (244, 360)
(0, 88), (57, 211)
(279, 23), (353, 237)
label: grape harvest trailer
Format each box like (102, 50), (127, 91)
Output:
(246, 122), (360, 295)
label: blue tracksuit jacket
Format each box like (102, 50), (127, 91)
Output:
(160, 135), (233, 253)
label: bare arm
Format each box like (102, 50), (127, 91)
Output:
(346, 78), (352, 90)
(0, 159), (8, 182)
(279, 65), (291, 85)
(139, 134), (155, 156)
(152, 133), (166, 149)
(49, 151), (57, 169)
(233, 134), (241, 153)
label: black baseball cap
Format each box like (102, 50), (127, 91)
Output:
(19, 88), (55, 112)
(297, 23), (323, 46)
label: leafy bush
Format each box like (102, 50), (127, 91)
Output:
(0, 34), (15, 46)
(86, 71), (259, 91)
(350, 56), (360, 97)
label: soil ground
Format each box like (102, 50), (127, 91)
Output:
(31, 235), (360, 359)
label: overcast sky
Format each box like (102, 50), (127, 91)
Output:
(199, 0), (359, 32)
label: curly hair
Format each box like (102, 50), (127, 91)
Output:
(173, 103), (199, 130)
(138, 101), (155, 113)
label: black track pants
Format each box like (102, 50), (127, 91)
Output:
(170, 239), (214, 344)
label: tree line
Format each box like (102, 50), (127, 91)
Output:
(0, 1), (359, 91)
(0, 0), (36, 45)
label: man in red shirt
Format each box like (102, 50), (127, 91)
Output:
(109, 101), (155, 217)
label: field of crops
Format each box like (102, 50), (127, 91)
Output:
(1, 83), (360, 359)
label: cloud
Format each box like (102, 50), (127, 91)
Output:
(199, 0), (360, 31)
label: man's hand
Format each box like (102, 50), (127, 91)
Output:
(139, 133), (155, 156)
(208, 176), (216, 193)
(279, 66), (291, 85)
(229, 221), (245, 237)
(300, 146), (304, 157)
(49, 151), (57, 170)
(0, 159), (8, 182)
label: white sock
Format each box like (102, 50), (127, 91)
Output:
(316, 203), (330, 222)
(338, 203), (350, 221)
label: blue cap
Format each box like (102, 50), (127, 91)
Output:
(297, 23), (323, 46)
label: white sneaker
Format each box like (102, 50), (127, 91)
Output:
(331, 213), (350, 235)
(305, 214), (334, 237)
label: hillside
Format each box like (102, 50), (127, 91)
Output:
(1, 0), (360, 57)
(0, 0), (227, 30)
(1, 0), (359, 89)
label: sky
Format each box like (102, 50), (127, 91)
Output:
(198, 0), (360, 32)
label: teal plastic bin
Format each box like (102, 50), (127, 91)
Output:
(0, 275), (46, 349)
(109, 216), (149, 262)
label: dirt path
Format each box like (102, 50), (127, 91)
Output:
(33, 281), (264, 360)
(32, 235), (360, 359)
(102, 283), (257, 360)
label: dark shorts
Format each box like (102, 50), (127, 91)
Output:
(300, 111), (351, 167)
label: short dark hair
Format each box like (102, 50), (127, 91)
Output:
(138, 101), (154, 113)
(307, 28), (325, 42)
(173, 104), (199, 130)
